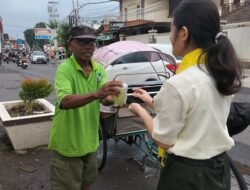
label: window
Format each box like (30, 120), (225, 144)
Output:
(124, 8), (127, 21)
(141, 0), (144, 19)
(112, 52), (148, 65)
(137, 5), (141, 20)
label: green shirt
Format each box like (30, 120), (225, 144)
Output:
(48, 55), (107, 157)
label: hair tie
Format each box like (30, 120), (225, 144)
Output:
(215, 32), (225, 44)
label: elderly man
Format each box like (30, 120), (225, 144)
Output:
(49, 26), (122, 190)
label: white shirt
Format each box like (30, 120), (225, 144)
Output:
(152, 65), (234, 159)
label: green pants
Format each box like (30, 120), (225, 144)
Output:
(157, 152), (230, 190)
(50, 151), (98, 190)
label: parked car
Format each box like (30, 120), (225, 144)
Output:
(148, 43), (182, 71)
(93, 41), (177, 84)
(30, 51), (47, 64)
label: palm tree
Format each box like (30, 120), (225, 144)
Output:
(47, 20), (57, 30)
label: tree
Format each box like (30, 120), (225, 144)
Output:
(35, 22), (47, 28)
(47, 20), (57, 30)
(57, 23), (70, 57)
(23, 29), (35, 50)
(23, 22), (51, 51)
(34, 22), (50, 50)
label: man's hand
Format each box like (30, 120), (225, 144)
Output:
(95, 81), (123, 99)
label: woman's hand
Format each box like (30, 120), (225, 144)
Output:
(132, 88), (153, 107)
(128, 103), (145, 116)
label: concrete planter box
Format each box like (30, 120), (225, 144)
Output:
(0, 99), (55, 150)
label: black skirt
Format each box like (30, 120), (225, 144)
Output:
(157, 152), (230, 190)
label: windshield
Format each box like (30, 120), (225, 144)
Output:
(33, 51), (45, 56)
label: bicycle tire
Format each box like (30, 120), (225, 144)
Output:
(228, 154), (248, 190)
(97, 124), (107, 171)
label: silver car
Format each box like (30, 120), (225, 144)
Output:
(30, 51), (47, 64)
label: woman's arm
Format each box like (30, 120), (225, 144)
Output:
(129, 103), (173, 150)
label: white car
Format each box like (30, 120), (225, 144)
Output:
(30, 51), (47, 64)
(93, 41), (177, 84)
(105, 51), (176, 83)
(147, 43), (182, 65)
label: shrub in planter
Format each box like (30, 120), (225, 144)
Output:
(0, 78), (54, 150)
(7, 78), (53, 117)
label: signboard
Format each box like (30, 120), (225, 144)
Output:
(110, 21), (125, 32)
(35, 35), (53, 40)
(3, 33), (9, 41)
(0, 16), (3, 34)
(97, 33), (114, 41)
(34, 28), (53, 40)
(16, 39), (23, 45)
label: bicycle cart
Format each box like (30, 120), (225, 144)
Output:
(97, 81), (163, 171)
(93, 41), (178, 171)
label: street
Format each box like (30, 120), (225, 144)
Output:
(0, 61), (250, 190)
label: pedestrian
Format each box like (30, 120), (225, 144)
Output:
(48, 25), (123, 190)
(128, 0), (242, 189)
(0, 52), (2, 65)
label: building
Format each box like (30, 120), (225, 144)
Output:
(0, 16), (3, 53)
(97, 0), (250, 63)
(97, 0), (224, 44)
(221, 0), (250, 64)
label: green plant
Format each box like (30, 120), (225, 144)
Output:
(19, 78), (53, 114)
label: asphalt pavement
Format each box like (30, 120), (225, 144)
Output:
(0, 61), (249, 189)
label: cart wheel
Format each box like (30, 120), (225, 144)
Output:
(97, 124), (107, 171)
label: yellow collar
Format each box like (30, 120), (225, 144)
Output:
(176, 48), (205, 74)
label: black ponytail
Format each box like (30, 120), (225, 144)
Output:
(174, 0), (242, 95)
(204, 35), (242, 95)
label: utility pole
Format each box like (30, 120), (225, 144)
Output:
(47, 1), (59, 57)
(69, 0), (78, 27)
(48, 1), (59, 24)
(67, 1), (112, 27)
(0, 16), (3, 53)
(76, 0), (80, 25)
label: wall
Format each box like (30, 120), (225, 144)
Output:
(120, 0), (221, 22)
(143, 0), (168, 22)
(222, 22), (250, 62)
(121, 0), (168, 22)
(125, 23), (250, 63)
(125, 32), (171, 44)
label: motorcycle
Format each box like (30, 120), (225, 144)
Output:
(16, 57), (28, 69)
(3, 54), (10, 64)
(21, 59), (28, 69)
(0, 53), (2, 65)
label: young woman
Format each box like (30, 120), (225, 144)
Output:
(128, 0), (242, 189)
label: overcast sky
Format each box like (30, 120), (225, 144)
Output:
(0, 0), (119, 39)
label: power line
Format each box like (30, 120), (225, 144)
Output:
(3, 24), (32, 29)
(81, 5), (119, 17)
(81, 6), (119, 20)
(78, 0), (111, 10)
(61, 0), (117, 24)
